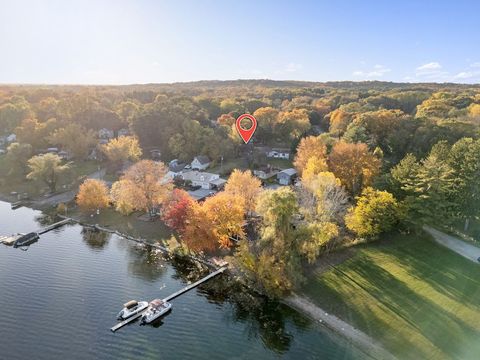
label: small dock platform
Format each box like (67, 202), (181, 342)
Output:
(110, 266), (227, 332)
(0, 234), (22, 245)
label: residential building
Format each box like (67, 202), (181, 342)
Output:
(191, 155), (211, 170)
(180, 170), (224, 190)
(267, 148), (290, 159)
(253, 166), (278, 180)
(277, 168), (297, 185)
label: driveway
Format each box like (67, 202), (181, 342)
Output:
(424, 225), (480, 263)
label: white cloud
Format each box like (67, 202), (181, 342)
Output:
(453, 70), (480, 80)
(414, 61), (449, 80)
(470, 62), (480, 68)
(416, 62), (442, 71)
(352, 64), (391, 78)
(284, 63), (302, 73)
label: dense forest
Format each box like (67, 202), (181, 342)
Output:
(1, 80), (480, 296)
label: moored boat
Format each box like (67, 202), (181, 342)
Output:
(13, 232), (39, 248)
(140, 299), (172, 324)
(117, 300), (149, 320)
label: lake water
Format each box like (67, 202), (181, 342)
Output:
(0, 201), (366, 360)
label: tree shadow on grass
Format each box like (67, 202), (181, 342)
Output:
(346, 255), (479, 359)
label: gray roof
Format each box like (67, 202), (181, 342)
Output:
(188, 188), (216, 201)
(210, 178), (227, 186)
(194, 155), (211, 164)
(278, 168), (297, 176)
(181, 171), (219, 183)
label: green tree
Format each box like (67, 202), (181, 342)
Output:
(26, 153), (71, 192)
(5, 142), (33, 176)
(49, 123), (97, 159)
(448, 138), (480, 231)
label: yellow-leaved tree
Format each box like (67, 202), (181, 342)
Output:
(110, 160), (171, 217)
(224, 169), (262, 213)
(76, 179), (110, 212)
(293, 135), (327, 176)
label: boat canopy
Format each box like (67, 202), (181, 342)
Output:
(124, 300), (138, 309)
(150, 299), (165, 308)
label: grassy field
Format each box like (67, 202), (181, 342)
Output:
(0, 157), (99, 198)
(302, 232), (480, 359)
(68, 207), (172, 241)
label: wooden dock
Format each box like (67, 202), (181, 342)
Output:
(37, 219), (71, 235)
(110, 266), (227, 332)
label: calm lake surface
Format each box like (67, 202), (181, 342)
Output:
(0, 201), (366, 360)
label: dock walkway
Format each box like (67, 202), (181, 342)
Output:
(110, 266), (227, 332)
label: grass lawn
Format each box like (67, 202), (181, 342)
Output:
(0, 158), (99, 198)
(266, 158), (293, 169)
(302, 232), (480, 359)
(208, 158), (249, 176)
(68, 206), (172, 242)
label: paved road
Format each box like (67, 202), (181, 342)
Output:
(33, 169), (106, 208)
(424, 225), (480, 263)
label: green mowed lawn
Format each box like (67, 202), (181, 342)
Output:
(302, 232), (480, 359)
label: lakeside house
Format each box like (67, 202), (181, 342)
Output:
(191, 156), (211, 170)
(277, 168), (297, 185)
(180, 170), (225, 190)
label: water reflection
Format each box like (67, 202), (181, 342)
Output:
(81, 227), (111, 250)
(126, 243), (167, 281)
(169, 256), (312, 354)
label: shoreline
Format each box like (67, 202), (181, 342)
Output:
(1, 196), (391, 358)
(284, 294), (396, 360)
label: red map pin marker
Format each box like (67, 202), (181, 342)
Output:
(236, 114), (257, 144)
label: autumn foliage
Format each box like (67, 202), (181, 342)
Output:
(162, 189), (194, 233)
(293, 135), (327, 175)
(182, 192), (246, 252)
(76, 179), (110, 211)
(328, 141), (381, 195)
(224, 169), (262, 212)
(110, 160), (171, 216)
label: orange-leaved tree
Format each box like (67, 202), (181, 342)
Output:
(76, 179), (110, 212)
(293, 135), (327, 176)
(182, 192), (246, 252)
(328, 141), (381, 195)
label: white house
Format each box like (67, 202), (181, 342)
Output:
(267, 148), (290, 160)
(191, 156), (211, 170)
(180, 171), (223, 190)
(277, 168), (297, 185)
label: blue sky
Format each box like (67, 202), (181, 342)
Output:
(1, 0), (479, 84)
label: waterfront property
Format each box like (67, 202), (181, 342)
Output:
(301, 232), (480, 359)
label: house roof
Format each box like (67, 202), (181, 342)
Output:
(270, 148), (290, 153)
(210, 178), (227, 186)
(193, 155), (211, 164)
(188, 188), (216, 201)
(181, 171), (218, 183)
(278, 168), (297, 176)
(169, 162), (186, 173)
